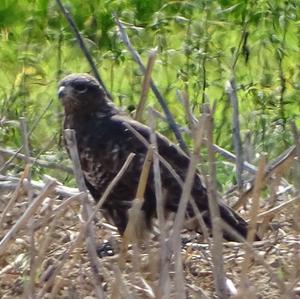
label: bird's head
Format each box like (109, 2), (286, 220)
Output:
(58, 73), (112, 115)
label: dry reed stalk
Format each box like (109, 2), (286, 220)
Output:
(120, 148), (153, 273)
(256, 195), (299, 220)
(0, 164), (31, 226)
(112, 265), (134, 299)
(37, 231), (85, 298)
(205, 105), (229, 299)
(123, 121), (212, 242)
(176, 90), (198, 130)
(64, 129), (105, 299)
(148, 108), (170, 298)
(170, 114), (207, 299)
(0, 147), (73, 174)
(135, 49), (157, 122)
(55, 0), (110, 98)
(226, 78), (244, 192)
(114, 15), (188, 154)
(120, 149), (153, 286)
(19, 117), (33, 201)
(36, 150), (134, 298)
(233, 146), (296, 210)
(0, 178), (57, 255)
(221, 220), (286, 293)
(240, 154), (266, 287)
(19, 117), (36, 298)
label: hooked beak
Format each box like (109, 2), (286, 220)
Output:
(57, 86), (66, 99)
(58, 86), (74, 104)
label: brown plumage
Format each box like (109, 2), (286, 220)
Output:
(58, 73), (251, 241)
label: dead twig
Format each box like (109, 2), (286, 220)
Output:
(123, 148), (153, 250)
(240, 154), (266, 290)
(64, 129), (105, 299)
(176, 90), (198, 130)
(135, 49), (157, 122)
(0, 98), (54, 173)
(55, 0), (111, 99)
(205, 104), (229, 299)
(0, 147), (73, 174)
(171, 113), (207, 299)
(114, 15), (189, 154)
(0, 175), (79, 198)
(37, 153), (135, 298)
(0, 178), (57, 255)
(19, 117), (33, 202)
(256, 195), (299, 220)
(0, 165), (31, 226)
(291, 121), (300, 163)
(226, 78), (244, 191)
(221, 221), (287, 294)
(148, 109), (170, 298)
(233, 146), (296, 210)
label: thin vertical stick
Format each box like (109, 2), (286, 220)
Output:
(0, 179), (57, 255)
(55, 0), (111, 99)
(114, 16), (189, 154)
(240, 154), (266, 289)
(205, 105), (229, 299)
(176, 90), (198, 130)
(64, 129), (105, 299)
(148, 109), (170, 299)
(135, 49), (157, 122)
(170, 114), (207, 299)
(287, 121), (300, 298)
(291, 121), (300, 175)
(19, 117), (33, 201)
(122, 148), (152, 252)
(0, 165), (31, 226)
(226, 78), (244, 191)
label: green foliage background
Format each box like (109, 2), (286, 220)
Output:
(0, 0), (300, 186)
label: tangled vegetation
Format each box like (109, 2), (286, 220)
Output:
(0, 1), (300, 298)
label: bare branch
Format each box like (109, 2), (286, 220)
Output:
(226, 78), (244, 191)
(0, 98), (54, 173)
(0, 147), (73, 174)
(55, 0), (111, 99)
(256, 195), (299, 220)
(0, 165), (31, 226)
(114, 16), (189, 154)
(0, 174), (79, 198)
(148, 109), (170, 298)
(0, 178), (57, 255)
(204, 104), (229, 298)
(240, 154), (266, 289)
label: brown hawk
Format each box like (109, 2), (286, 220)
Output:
(58, 73), (252, 241)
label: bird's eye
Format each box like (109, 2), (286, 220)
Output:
(74, 83), (88, 93)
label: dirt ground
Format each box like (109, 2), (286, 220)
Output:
(0, 185), (299, 299)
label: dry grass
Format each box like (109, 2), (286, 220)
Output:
(0, 166), (299, 299)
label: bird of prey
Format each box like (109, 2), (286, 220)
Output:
(58, 73), (251, 241)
